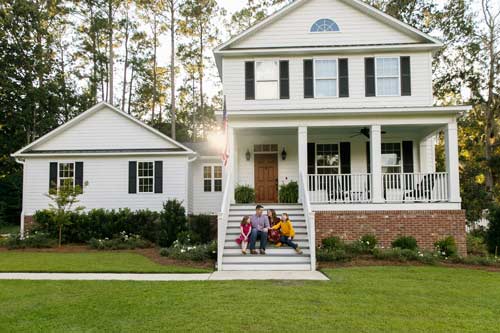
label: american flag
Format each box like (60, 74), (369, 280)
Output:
(221, 96), (229, 166)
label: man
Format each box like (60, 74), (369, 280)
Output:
(249, 204), (269, 255)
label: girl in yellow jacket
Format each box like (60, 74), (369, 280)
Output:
(271, 213), (303, 254)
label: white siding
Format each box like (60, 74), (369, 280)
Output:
(190, 159), (223, 215)
(223, 52), (433, 111)
(232, 0), (422, 49)
(33, 106), (178, 151)
(22, 156), (188, 216)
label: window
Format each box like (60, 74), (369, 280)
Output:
(314, 59), (337, 98)
(58, 163), (74, 188)
(316, 144), (340, 174)
(254, 144), (278, 153)
(204, 165), (222, 192)
(381, 143), (402, 173)
(255, 61), (279, 99)
(376, 57), (400, 96)
(137, 161), (154, 193)
(310, 19), (340, 32)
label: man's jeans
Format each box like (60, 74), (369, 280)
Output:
(249, 229), (268, 250)
(280, 235), (298, 249)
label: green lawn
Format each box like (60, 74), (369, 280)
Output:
(0, 252), (211, 273)
(0, 266), (499, 332)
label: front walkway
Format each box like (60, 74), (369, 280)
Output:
(0, 271), (329, 281)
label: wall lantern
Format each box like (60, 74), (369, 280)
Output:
(245, 149), (251, 161)
(281, 147), (287, 160)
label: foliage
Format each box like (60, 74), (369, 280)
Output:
(321, 236), (344, 250)
(434, 236), (458, 258)
(160, 240), (217, 261)
(391, 236), (419, 251)
(319, 234), (377, 259)
(234, 185), (255, 204)
(486, 206), (500, 254)
(3, 232), (56, 250)
(360, 234), (378, 250)
(316, 247), (352, 262)
(466, 234), (489, 257)
(278, 181), (298, 203)
(88, 232), (153, 250)
(159, 199), (187, 247)
(0, 173), (22, 227)
(451, 255), (500, 267)
(188, 214), (215, 244)
(372, 248), (439, 265)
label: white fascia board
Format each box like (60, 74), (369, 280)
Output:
(13, 151), (194, 158)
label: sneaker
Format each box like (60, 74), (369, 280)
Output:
(275, 242), (282, 247)
(295, 247), (303, 255)
(242, 250), (247, 255)
(250, 250), (258, 255)
(260, 249), (266, 255)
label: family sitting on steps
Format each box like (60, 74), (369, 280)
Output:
(236, 205), (303, 255)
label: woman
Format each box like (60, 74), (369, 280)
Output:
(267, 209), (281, 244)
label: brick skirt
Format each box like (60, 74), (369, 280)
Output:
(315, 210), (467, 256)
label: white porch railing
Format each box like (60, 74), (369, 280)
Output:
(383, 172), (449, 202)
(217, 171), (232, 271)
(307, 174), (372, 204)
(299, 172), (316, 271)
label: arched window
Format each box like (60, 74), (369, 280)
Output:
(310, 19), (340, 32)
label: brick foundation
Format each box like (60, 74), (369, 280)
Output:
(315, 210), (467, 256)
(23, 216), (35, 231)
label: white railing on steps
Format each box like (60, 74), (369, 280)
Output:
(217, 171), (232, 271)
(300, 172), (316, 271)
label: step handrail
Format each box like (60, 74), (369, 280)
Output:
(217, 171), (232, 271)
(299, 171), (316, 271)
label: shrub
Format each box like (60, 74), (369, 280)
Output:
(373, 248), (438, 264)
(278, 181), (298, 203)
(188, 215), (215, 244)
(391, 236), (418, 251)
(88, 232), (153, 250)
(4, 232), (56, 249)
(486, 206), (500, 254)
(160, 240), (217, 261)
(360, 234), (378, 250)
(467, 234), (489, 257)
(234, 185), (255, 204)
(321, 236), (344, 250)
(159, 200), (187, 248)
(316, 247), (352, 262)
(434, 236), (458, 258)
(452, 255), (500, 266)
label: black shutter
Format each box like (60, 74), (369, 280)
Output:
(340, 142), (351, 174)
(75, 162), (84, 193)
(402, 141), (414, 173)
(49, 162), (58, 192)
(128, 161), (137, 194)
(365, 57), (375, 97)
(307, 142), (316, 191)
(338, 58), (349, 98)
(366, 142), (371, 173)
(303, 59), (314, 98)
(400, 56), (411, 96)
(279, 60), (290, 99)
(245, 61), (255, 100)
(154, 161), (163, 194)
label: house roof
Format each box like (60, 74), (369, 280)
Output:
(213, 0), (443, 76)
(12, 102), (195, 158)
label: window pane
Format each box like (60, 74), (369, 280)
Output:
(139, 177), (153, 193)
(255, 61), (278, 81)
(203, 166), (211, 179)
(381, 143), (401, 166)
(214, 179), (222, 192)
(317, 167), (339, 174)
(376, 58), (399, 76)
(315, 60), (337, 78)
(214, 166), (222, 178)
(316, 144), (339, 170)
(377, 78), (399, 96)
(204, 179), (212, 192)
(255, 81), (278, 99)
(315, 79), (337, 97)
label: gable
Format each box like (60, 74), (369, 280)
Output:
(15, 103), (191, 155)
(228, 0), (431, 49)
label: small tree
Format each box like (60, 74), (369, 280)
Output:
(45, 180), (86, 247)
(159, 199), (187, 247)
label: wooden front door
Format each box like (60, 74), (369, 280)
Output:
(254, 154), (278, 203)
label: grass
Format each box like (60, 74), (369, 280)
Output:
(0, 224), (19, 234)
(0, 266), (499, 332)
(0, 252), (211, 273)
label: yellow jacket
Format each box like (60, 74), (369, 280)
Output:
(271, 219), (295, 237)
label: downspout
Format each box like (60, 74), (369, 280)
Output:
(186, 153), (198, 216)
(14, 157), (25, 237)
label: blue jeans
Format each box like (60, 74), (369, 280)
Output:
(280, 235), (298, 249)
(249, 229), (268, 250)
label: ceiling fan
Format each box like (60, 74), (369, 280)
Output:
(350, 127), (386, 139)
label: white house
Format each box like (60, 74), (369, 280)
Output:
(13, 0), (470, 271)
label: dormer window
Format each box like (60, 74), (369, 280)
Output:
(310, 19), (340, 32)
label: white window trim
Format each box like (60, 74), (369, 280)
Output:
(254, 60), (279, 100)
(137, 161), (155, 194)
(375, 57), (401, 97)
(58, 162), (75, 189)
(203, 164), (223, 193)
(315, 142), (341, 174)
(313, 58), (339, 99)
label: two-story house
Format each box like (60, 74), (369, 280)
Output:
(13, 0), (469, 272)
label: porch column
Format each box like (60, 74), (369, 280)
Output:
(445, 121), (461, 202)
(370, 125), (383, 203)
(298, 126), (308, 203)
(419, 135), (437, 173)
(228, 126), (236, 204)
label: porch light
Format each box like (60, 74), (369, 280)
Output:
(245, 149), (251, 161)
(281, 147), (287, 160)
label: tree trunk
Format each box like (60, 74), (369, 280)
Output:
(108, 0), (114, 104)
(152, 14), (157, 126)
(192, 75), (196, 141)
(198, 25), (204, 140)
(128, 66), (134, 115)
(58, 225), (62, 248)
(121, 1), (130, 111)
(90, 6), (97, 104)
(170, 4), (176, 139)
